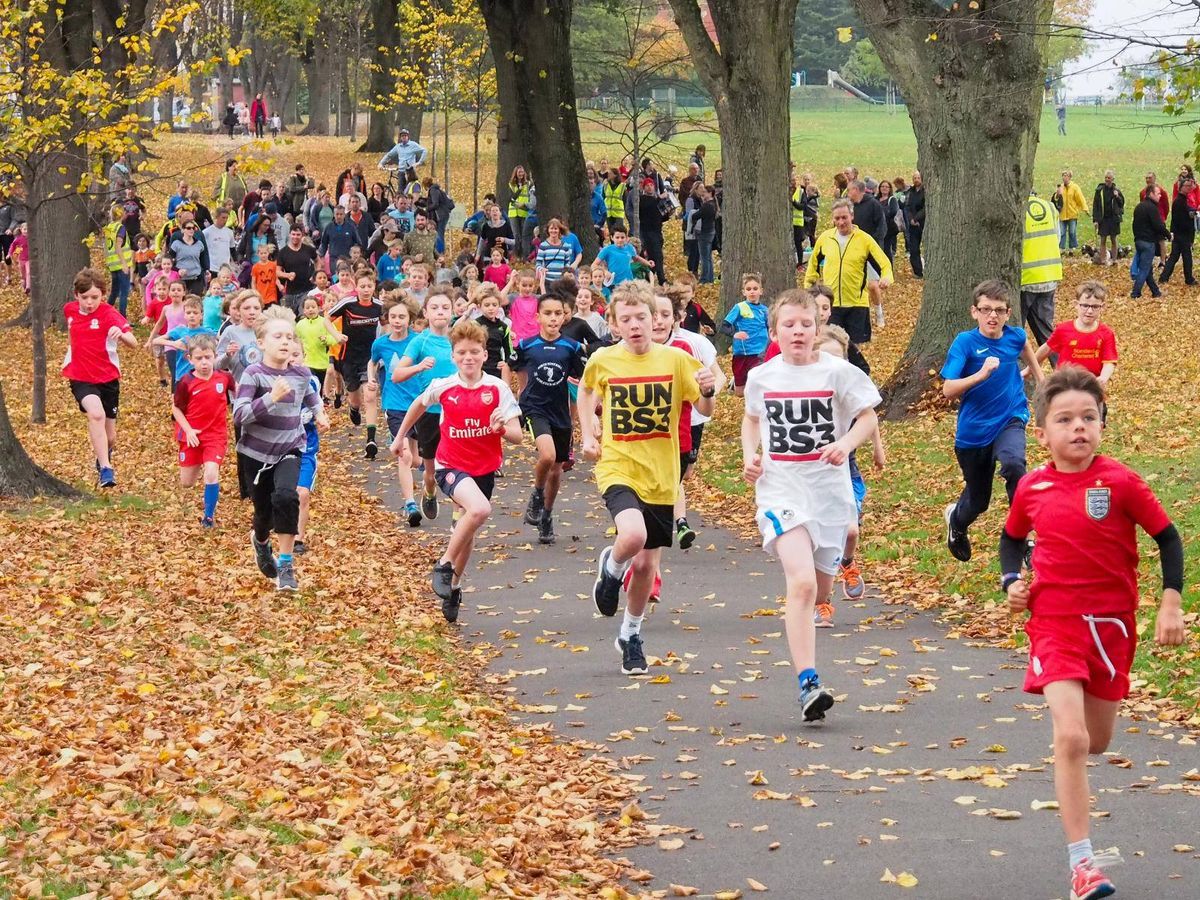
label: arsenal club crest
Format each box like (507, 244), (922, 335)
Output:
(480, 389), (494, 405)
(1085, 487), (1111, 520)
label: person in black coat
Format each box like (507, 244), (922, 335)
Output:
(1131, 189), (1171, 299)
(904, 171), (926, 277)
(637, 179), (667, 283)
(1091, 170), (1124, 265)
(1160, 177), (1197, 285)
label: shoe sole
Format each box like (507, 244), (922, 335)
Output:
(678, 529), (696, 550)
(276, 581), (298, 592)
(364, 445), (377, 459)
(538, 534), (556, 544)
(944, 504), (972, 562)
(815, 619), (835, 629)
(524, 511), (541, 525)
(843, 583), (865, 600)
(593, 548), (619, 617)
(802, 690), (835, 722)
(614, 637), (648, 675)
(441, 598), (460, 623)
(431, 568), (454, 601)
(407, 511), (423, 528)
(423, 502), (438, 520)
(1070, 885), (1115, 900)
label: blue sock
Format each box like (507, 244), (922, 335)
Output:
(278, 553), (293, 565)
(203, 483), (219, 518)
(798, 667), (818, 688)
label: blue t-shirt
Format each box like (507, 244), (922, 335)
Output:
(300, 374), (321, 458)
(723, 300), (769, 356)
(202, 294), (224, 331)
(512, 335), (586, 429)
(167, 326), (218, 379)
(596, 243), (637, 285)
(940, 325), (1030, 448)
(563, 231), (583, 261)
(371, 332), (418, 412)
(377, 254), (404, 284)
(403, 331), (455, 413)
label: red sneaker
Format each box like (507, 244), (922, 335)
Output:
(1070, 860), (1115, 900)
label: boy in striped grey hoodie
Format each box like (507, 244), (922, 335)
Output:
(234, 306), (328, 591)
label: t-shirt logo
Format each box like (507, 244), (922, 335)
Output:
(764, 390), (835, 461)
(1085, 486), (1110, 520)
(480, 389), (493, 405)
(609, 374), (672, 441)
(215, 382), (225, 394)
(90, 319), (100, 330)
(534, 360), (566, 387)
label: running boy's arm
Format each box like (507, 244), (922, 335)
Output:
(871, 424), (886, 470)
(1151, 524), (1185, 645)
(152, 330), (187, 351)
(1020, 338), (1044, 383)
(942, 356), (998, 399)
(741, 411), (763, 483)
(577, 383), (601, 460)
(718, 306), (739, 338)
(171, 382), (199, 446)
(819, 407), (878, 466)
(391, 352), (435, 383)
(693, 366), (716, 417)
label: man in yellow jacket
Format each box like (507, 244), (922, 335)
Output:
(804, 198), (893, 344)
(1053, 169), (1087, 253)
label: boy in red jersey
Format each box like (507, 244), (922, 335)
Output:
(389, 318), (523, 623)
(172, 335), (235, 526)
(1000, 367), (1185, 900)
(62, 268), (140, 488)
(1035, 281), (1118, 416)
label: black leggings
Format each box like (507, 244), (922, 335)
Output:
(240, 452), (301, 540)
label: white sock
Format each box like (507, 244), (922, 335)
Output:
(605, 548), (631, 578)
(1068, 837), (1093, 870)
(619, 611), (644, 640)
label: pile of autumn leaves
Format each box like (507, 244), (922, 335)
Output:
(0, 294), (650, 894)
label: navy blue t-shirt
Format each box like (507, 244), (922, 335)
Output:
(512, 334), (585, 429)
(940, 325), (1030, 448)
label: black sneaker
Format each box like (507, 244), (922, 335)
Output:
(349, 406), (361, 426)
(293, 540), (306, 556)
(276, 561), (298, 592)
(334, 393), (343, 409)
(676, 519), (696, 550)
(405, 500), (422, 528)
(442, 587), (462, 623)
(364, 440), (377, 459)
(799, 679), (835, 722)
(431, 561), (455, 600)
(592, 546), (623, 617)
(421, 491), (439, 520)
(523, 489), (544, 525)
(944, 503), (972, 562)
(251, 533), (277, 579)
(537, 510), (556, 545)
(615, 634), (648, 675)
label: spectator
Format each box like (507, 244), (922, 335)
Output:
(1091, 170), (1124, 267)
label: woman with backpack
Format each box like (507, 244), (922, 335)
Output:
(422, 176), (455, 254)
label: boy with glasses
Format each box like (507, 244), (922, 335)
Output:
(940, 280), (1043, 562)
(1035, 281), (1117, 400)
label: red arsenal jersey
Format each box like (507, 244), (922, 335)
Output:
(62, 301), (132, 383)
(1004, 455), (1171, 616)
(422, 373), (521, 476)
(173, 371), (234, 438)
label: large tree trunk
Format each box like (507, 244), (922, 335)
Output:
(669, 0), (799, 319)
(480, 0), (597, 260)
(0, 383), (80, 499)
(300, 29), (333, 135)
(852, 0), (1051, 417)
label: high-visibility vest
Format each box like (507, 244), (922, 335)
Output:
(1022, 196), (1063, 287)
(103, 221), (126, 271)
(508, 183), (530, 220)
(602, 181), (626, 219)
(792, 187), (805, 226)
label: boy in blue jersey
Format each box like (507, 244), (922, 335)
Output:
(154, 296), (218, 385)
(369, 296), (423, 526)
(292, 346), (323, 556)
(596, 227), (654, 286)
(940, 280), (1043, 561)
(392, 288), (457, 520)
(718, 274), (769, 396)
(512, 294), (586, 544)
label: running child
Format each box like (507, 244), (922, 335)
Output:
(579, 281), (716, 676)
(389, 318), (523, 623)
(326, 273), (380, 457)
(233, 306), (328, 592)
(370, 296), (424, 526)
(719, 273), (769, 397)
(941, 280), (1043, 562)
(63, 268), (139, 488)
(1000, 366), (1184, 900)
(503, 269), (541, 344)
(171, 335), (235, 526)
(513, 293), (586, 544)
(154, 296), (218, 383)
(741, 290), (881, 720)
(474, 285), (513, 382)
(295, 295), (342, 396)
(147, 280), (187, 389)
(1035, 280), (1118, 411)
(293, 344), (323, 556)
(143, 275), (172, 386)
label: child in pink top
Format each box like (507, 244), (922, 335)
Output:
(484, 247), (512, 290)
(9, 224), (29, 293)
(503, 269), (540, 343)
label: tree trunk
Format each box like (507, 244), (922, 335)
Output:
(668, 0), (799, 319)
(300, 31), (333, 135)
(479, 0), (598, 260)
(851, 0), (1051, 417)
(0, 383), (80, 499)
(278, 55), (301, 128)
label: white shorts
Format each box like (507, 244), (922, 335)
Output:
(866, 262), (881, 283)
(757, 510), (847, 575)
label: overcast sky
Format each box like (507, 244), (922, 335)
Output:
(1066, 0), (1199, 96)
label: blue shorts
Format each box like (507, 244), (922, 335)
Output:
(386, 409), (410, 440)
(298, 427), (319, 490)
(848, 450), (866, 517)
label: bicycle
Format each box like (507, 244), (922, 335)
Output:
(380, 164), (417, 200)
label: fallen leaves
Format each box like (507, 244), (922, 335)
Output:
(880, 868), (919, 887)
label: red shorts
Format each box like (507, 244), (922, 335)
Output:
(178, 435), (228, 468)
(1023, 612), (1137, 702)
(732, 353), (764, 387)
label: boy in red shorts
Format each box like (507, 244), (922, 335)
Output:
(1001, 366), (1185, 900)
(172, 335), (235, 526)
(62, 268), (140, 488)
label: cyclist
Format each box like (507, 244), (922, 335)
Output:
(378, 127), (427, 191)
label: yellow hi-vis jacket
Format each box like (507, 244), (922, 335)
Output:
(1022, 195), (1063, 287)
(804, 226), (893, 308)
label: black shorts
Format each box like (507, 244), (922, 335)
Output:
(526, 415), (573, 463)
(436, 467), (496, 501)
(385, 409), (411, 440)
(830, 306), (871, 345)
(602, 484), (674, 551)
(414, 410), (441, 460)
(331, 357), (345, 375)
(679, 450), (697, 480)
(70, 379), (120, 419)
(690, 423), (705, 454)
(343, 355), (371, 392)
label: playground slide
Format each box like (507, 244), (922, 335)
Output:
(827, 70), (881, 104)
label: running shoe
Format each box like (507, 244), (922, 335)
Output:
(334, 393), (343, 409)
(98, 467), (116, 488)
(1070, 860), (1115, 900)
(201, 516), (215, 529)
(840, 561), (865, 599)
(442, 587), (462, 624)
(364, 440), (377, 460)
(592, 546), (623, 617)
(251, 533), (277, 579)
(293, 539), (306, 555)
(615, 634), (648, 675)
(431, 561), (455, 600)
(349, 406), (361, 426)
(421, 490), (438, 520)
(538, 510), (556, 545)
(944, 503), (972, 562)
(799, 679), (835, 722)
(676, 520), (697, 550)
(814, 601), (835, 628)
(405, 500), (422, 528)
(276, 561), (298, 592)
(562, 452), (575, 472)
(523, 489), (544, 526)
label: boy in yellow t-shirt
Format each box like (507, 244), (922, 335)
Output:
(579, 281), (716, 676)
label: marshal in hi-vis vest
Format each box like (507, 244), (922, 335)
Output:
(103, 220), (127, 272)
(1022, 195), (1063, 287)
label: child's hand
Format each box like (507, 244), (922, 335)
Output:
(696, 367), (715, 395)
(335, 333), (349, 344)
(420, 357), (436, 370)
(701, 324), (714, 335)
(733, 331), (749, 341)
(872, 442), (886, 470)
(269, 377), (293, 403)
(140, 316), (151, 326)
(818, 439), (850, 467)
(1006, 578), (1030, 614)
(488, 408), (507, 433)
(183, 426), (200, 448)
(1155, 590), (1185, 645)
(398, 442), (413, 466)
(581, 436), (601, 462)
(226, 340), (240, 356)
(315, 410), (330, 432)
(980, 355), (1000, 376)
(743, 453), (763, 484)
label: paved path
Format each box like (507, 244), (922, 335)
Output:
(360, 447), (1199, 899)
